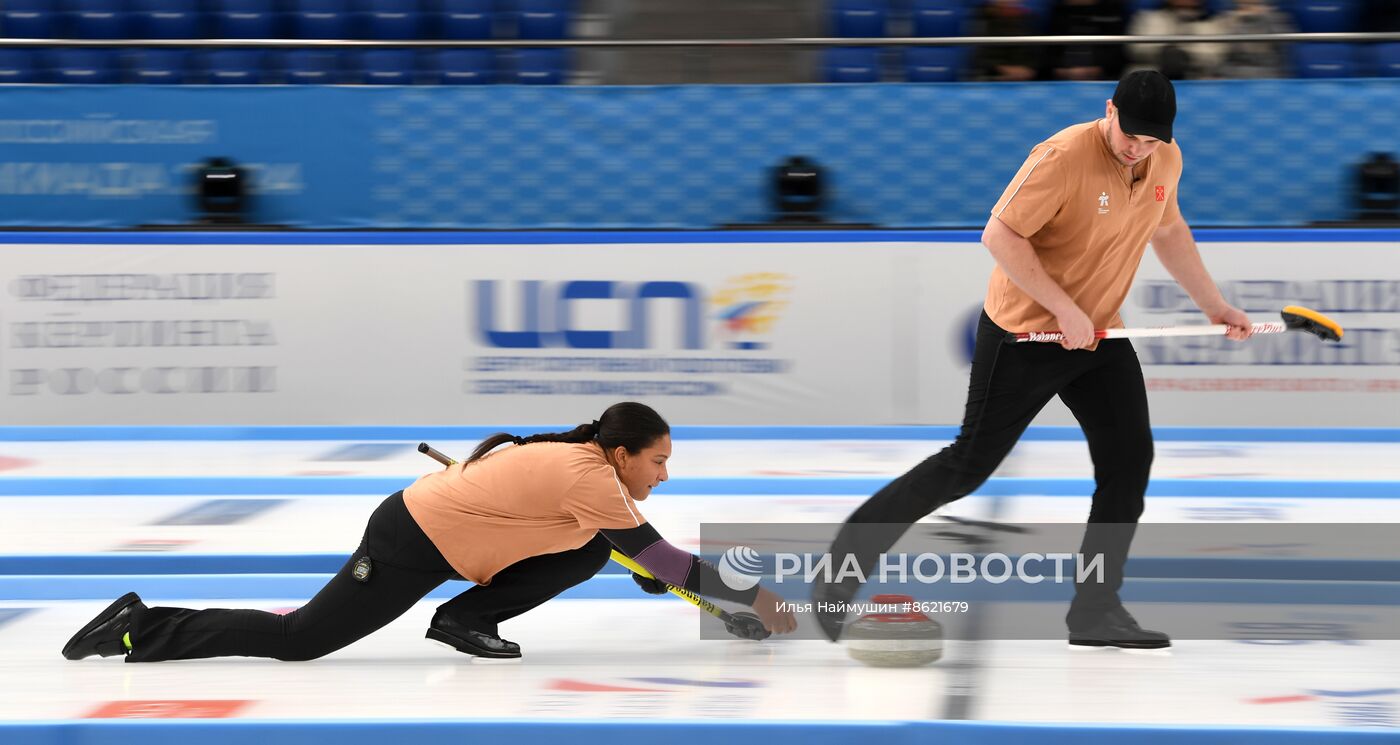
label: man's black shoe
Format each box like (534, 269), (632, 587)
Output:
(1068, 606), (1171, 651)
(62, 592), (144, 660)
(426, 614), (521, 659)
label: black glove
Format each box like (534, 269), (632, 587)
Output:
(631, 571), (669, 595)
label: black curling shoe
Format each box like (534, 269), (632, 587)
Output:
(62, 592), (145, 660)
(426, 614), (522, 659)
(1068, 606), (1171, 651)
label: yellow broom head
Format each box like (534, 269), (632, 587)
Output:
(1280, 305), (1344, 341)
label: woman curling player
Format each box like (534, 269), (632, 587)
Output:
(62, 402), (797, 662)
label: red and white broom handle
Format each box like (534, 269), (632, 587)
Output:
(1011, 322), (1286, 343)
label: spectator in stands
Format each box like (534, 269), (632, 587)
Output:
(1127, 0), (1226, 79)
(1047, 0), (1127, 80)
(971, 0), (1043, 81)
(1219, 0), (1295, 78)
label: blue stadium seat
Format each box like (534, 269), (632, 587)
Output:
(212, 11), (278, 37)
(1373, 43), (1400, 77)
(904, 45), (963, 81)
(71, 0), (126, 10)
(127, 48), (190, 83)
(212, 0), (272, 11)
(1292, 0), (1361, 32)
(47, 49), (120, 83)
(0, 8), (60, 38)
(430, 48), (496, 83)
(510, 47), (567, 83)
(0, 50), (41, 83)
(831, 0), (887, 37)
(290, 0), (350, 38)
(439, 0), (493, 38)
(139, 0), (198, 10)
(70, 0), (131, 40)
(291, 12), (349, 37)
(515, 0), (570, 39)
(134, 0), (203, 38)
(138, 11), (201, 37)
(353, 48), (418, 83)
(822, 46), (882, 81)
(910, 0), (965, 37)
(362, 0), (422, 39)
(1127, 0), (1230, 15)
(280, 49), (341, 82)
(203, 49), (267, 82)
(1293, 42), (1360, 77)
(209, 0), (275, 36)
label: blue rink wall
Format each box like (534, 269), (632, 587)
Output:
(1, 79), (1398, 229)
(4, 719), (1397, 745)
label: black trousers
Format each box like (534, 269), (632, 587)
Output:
(826, 311), (1153, 630)
(126, 491), (612, 662)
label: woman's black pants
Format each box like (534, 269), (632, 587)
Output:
(126, 491), (611, 661)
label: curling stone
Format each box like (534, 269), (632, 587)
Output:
(843, 594), (943, 668)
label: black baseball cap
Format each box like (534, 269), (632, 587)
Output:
(1112, 70), (1176, 144)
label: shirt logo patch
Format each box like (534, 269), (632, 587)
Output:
(1098, 192), (1110, 215)
(1155, 185), (1166, 202)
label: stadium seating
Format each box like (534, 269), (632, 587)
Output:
(510, 46), (567, 83)
(1129, 0), (1233, 17)
(910, 0), (964, 37)
(1293, 42), (1361, 77)
(204, 48), (268, 82)
(353, 48), (418, 83)
(2, 0), (61, 39)
(1375, 43), (1400, 77)
(210, 0), (279, 38)
(0, 0), (582, 84)
(133, 0), (203, 39)
(0, 49), (41, 83)
(439, 0), (494, 39)
(70, 0), (131, 40)
(47, 48), (121, 82)
(1292, 0), (1362, 32)
(280, 48), (342, 82)
(431, 48), (496, 83)
(290, 0), (350, 39)
(127, 48), (190, 82)
(831, 0), (887, 37)
(362, 0), (422, 40)
(515, 0), (571, 39)
(904, 45), (963, 81)
(822, 46), (882, 81)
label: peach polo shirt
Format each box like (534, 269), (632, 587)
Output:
(403, 441), (643, 584)
(987, 119), (1184, 348)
